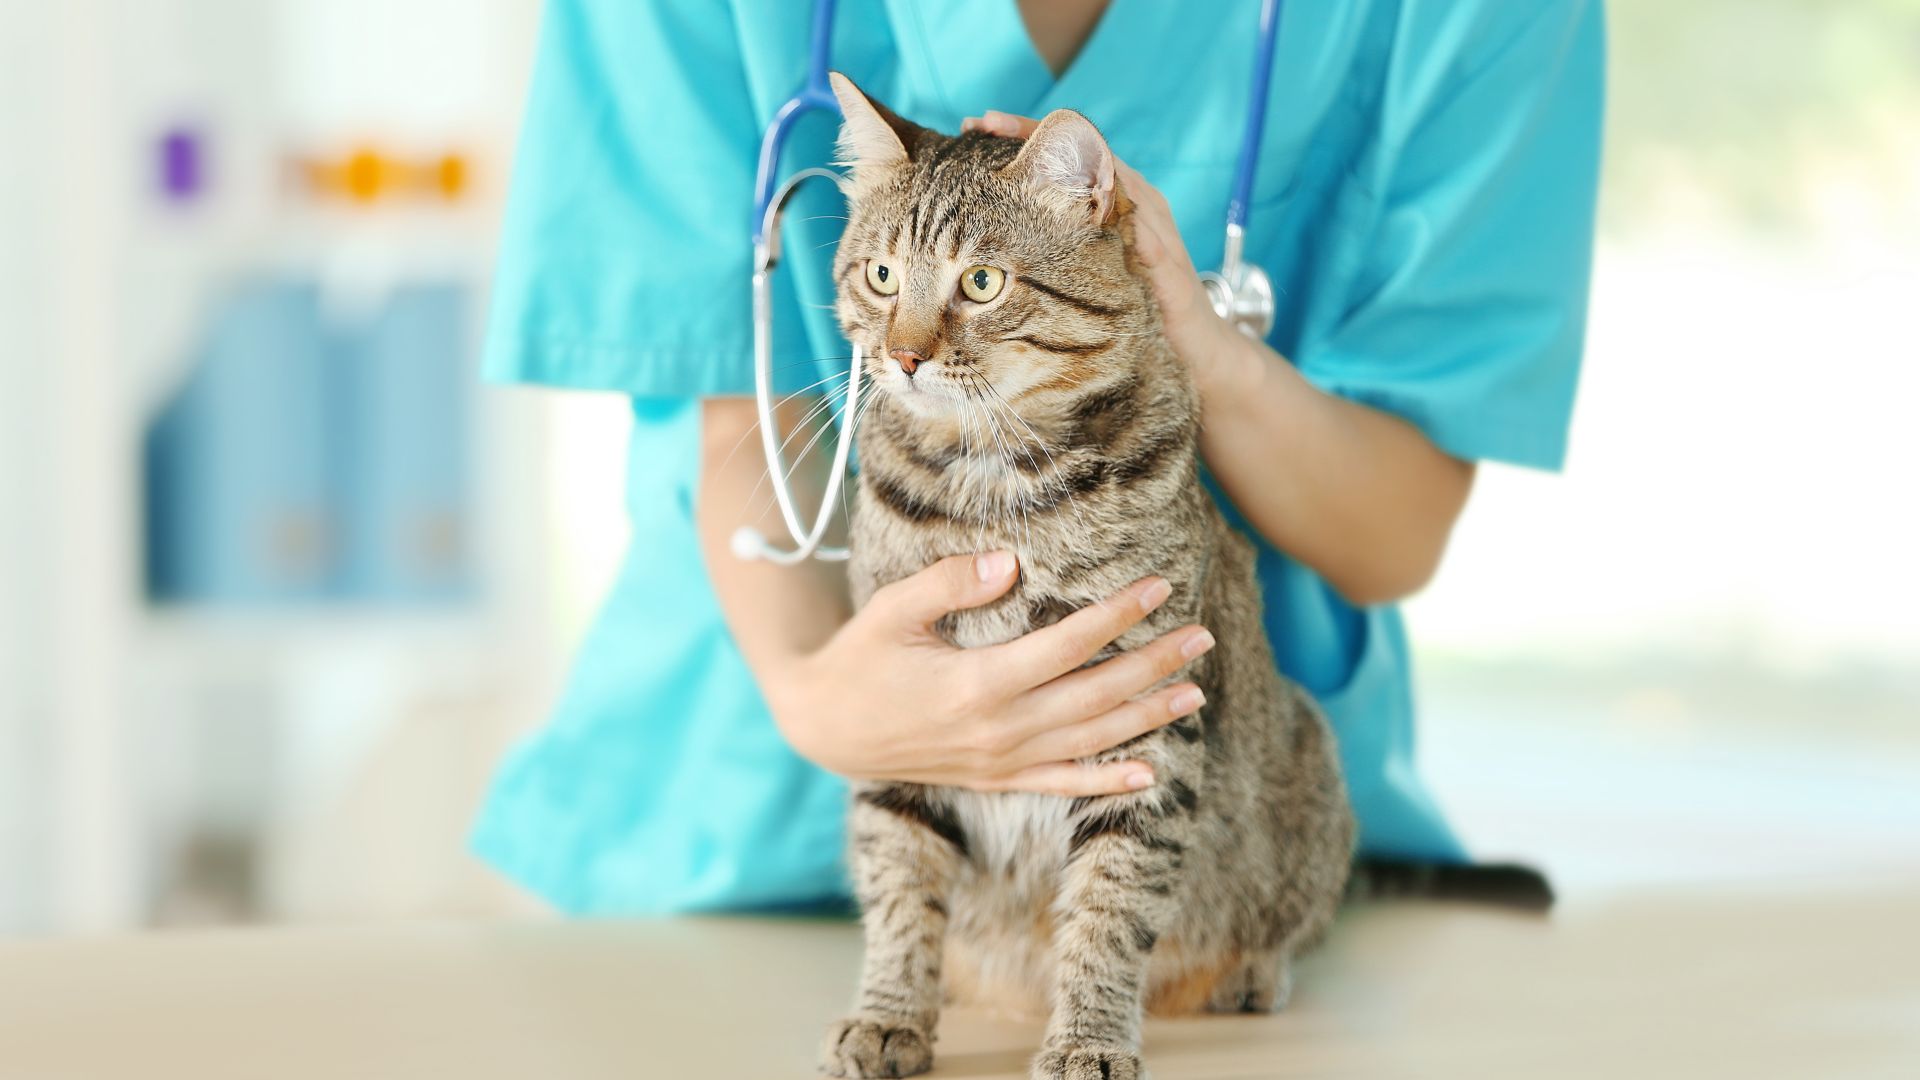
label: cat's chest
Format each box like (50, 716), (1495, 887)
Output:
(949, 790), (1074, 881)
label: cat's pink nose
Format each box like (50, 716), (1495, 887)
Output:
(888, 347), (925, 376)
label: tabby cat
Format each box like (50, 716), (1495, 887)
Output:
(819, 73), (1355, 1080)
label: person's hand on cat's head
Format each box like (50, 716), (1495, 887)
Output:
(963, 110), (1246, 402)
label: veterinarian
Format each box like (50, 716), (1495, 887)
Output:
(472, 0), (1604, 913)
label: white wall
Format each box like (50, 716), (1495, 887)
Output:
(1410, 236), (1920, 672)
(0, 0), (552, 934)
(1, 0), (142, 932)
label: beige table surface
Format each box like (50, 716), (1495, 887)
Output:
(3, 885), (1916, 1080)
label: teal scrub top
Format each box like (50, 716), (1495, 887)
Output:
(472, 0), (1604, 914)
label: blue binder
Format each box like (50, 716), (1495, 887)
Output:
(144, 275), (476, 607)
(335, 283), (476, 602)
(145, 277), (339, 604)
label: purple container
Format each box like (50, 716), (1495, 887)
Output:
(158, 126), (205, 204)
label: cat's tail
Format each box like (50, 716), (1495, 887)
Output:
(1345, 858), (1555, 913)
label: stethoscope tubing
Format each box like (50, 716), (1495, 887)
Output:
(1226, 0), (1283, 233)
(740, 168), (862, 564)
(740, 0), (851, 564)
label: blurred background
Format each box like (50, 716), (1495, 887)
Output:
(2, 0), (1915, 937)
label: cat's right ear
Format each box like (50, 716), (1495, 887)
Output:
(828, 72), (924, 187)
(1004, 109), (1120, 227)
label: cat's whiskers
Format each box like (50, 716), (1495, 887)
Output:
(953, 386), (978, 549)
(743, 397), (844, 524)
(965, 388), (1014, 550)
(816, 377), (887, 538)
(714, 364), (856, 477)
(843, 382), (886, 527)
(742, 380), (855, 519)
(971, 384), (1038, 557)
(982, 377), (1094, 539)
(957, 387), (992, 556)
(849, 379), (884, 456)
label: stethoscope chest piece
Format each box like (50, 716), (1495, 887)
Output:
(1198, 222), (1277, 341)
(1200, 260), (1276, 341)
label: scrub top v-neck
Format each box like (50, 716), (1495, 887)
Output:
(898, 0), (1134, 118)
(471, 0), (1604, 914)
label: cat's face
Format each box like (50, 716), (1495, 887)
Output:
(828, 74), (1140, 420)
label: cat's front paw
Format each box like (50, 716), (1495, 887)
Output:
(820, 1014), (933, 1078)
(1030, 1045), (1145, 1080)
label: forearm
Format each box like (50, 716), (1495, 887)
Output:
(696, 397), (851, 685)
(1193, 330), (1475, 606)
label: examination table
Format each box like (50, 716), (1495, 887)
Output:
(2, 884), (1913, 1078)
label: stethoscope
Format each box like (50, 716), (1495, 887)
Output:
(734, 0), (1283, 564)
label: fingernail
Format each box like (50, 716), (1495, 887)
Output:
(1182, 628), (1216, 659)
(1137, 577), (1172, 613)
(1125, 770), (1155, 790)
(975, 551), (1016, 583)
(1170, 687), (1205, 715)
(961, 117), (979, 132)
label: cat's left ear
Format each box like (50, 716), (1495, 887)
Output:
(828, 72), (926, 185)
(1004, 109), (1119, 226)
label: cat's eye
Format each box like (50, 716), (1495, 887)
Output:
(865, 260), (899, 296)
(959, 265), (1006, 303)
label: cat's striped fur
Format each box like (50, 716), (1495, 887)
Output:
(820, 74), (1355, 1080)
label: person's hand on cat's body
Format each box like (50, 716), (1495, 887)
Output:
(763, 553), (1214, 798)
(698, 400), (1213, 800)
(964, 109), (1477, 606)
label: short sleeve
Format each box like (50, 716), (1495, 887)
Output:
(482, 0), (819, 396)
(1296, 1), (1604, 471)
